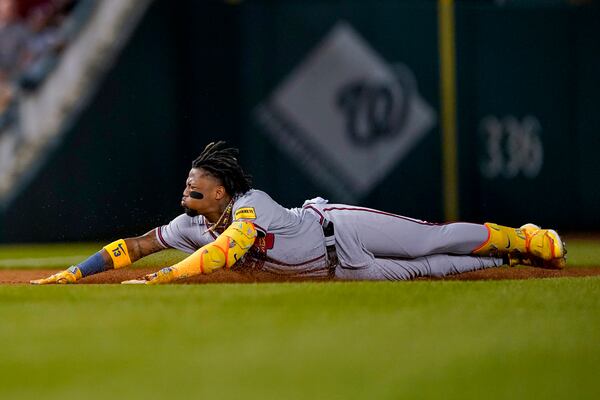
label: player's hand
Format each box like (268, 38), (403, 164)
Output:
(121, 267), (177, 285)
(30, 266), (82, 285)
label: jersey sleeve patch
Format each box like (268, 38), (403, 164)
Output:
(234, 207), (257, 220)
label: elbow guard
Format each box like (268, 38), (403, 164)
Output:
(217, 221), (258, 268)
(171, 221), (257, 278)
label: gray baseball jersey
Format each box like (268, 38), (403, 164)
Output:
(156, 190), (502, 280)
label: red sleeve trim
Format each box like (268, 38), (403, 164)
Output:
(156, 226), (171, 248)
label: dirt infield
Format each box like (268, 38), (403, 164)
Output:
(1, 267), (599, 284)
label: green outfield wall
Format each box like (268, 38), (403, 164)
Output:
(1, 0), (598, 242)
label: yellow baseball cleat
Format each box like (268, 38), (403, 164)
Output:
(504, 224), (566, 269)
(520, 223), (566, 263)
(474, 222), (567, 269)
(506, 252), (566, 270)
(473, 223), (527, 257)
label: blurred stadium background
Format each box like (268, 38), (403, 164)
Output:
(0, 0), (598, 243)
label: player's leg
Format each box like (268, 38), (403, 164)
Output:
(327, 207), (565, 266)
(329, 207), (488, 258)
(369, 255), (504, 281)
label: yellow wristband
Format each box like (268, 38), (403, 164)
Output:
(103, 239), (132, 269)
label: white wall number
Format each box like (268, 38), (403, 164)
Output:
(479, 115), (543, 179)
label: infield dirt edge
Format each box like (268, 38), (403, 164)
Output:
(1, 267), (599, 284)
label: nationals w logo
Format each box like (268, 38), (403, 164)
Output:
(255, 22), (436, 201)
(336, 65), (414, 146)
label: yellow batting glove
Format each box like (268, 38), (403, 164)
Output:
(144, 267), (177, 285)
(121, 267), (176, 285)
(30, 266), (83, 285)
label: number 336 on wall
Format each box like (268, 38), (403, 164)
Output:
(479, 115), (544, 179)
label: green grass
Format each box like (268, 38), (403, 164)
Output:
(562, 238), (600, 267)
(0, 240), (599, 399)
(0, 243), (187, 269)
(0, 280), (598, 400)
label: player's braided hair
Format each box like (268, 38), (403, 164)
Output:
(192, 141), (252, 196)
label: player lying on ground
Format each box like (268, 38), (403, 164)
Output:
(31, 142), (566, 285)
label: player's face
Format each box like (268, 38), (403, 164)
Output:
(181, 168), (226, 217)
(0, 0), (16, 21)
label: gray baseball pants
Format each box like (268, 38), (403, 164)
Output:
(312, 205), (503, 280)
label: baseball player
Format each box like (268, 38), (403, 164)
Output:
(31, 141), (566, 285)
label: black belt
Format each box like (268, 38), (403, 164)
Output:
(322, 219), (339, 279)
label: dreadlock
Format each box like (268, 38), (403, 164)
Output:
(191, 141), (252, 196)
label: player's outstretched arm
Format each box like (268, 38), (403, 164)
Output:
(123, 221), (257, 285)
(30, 229), (165, 285)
